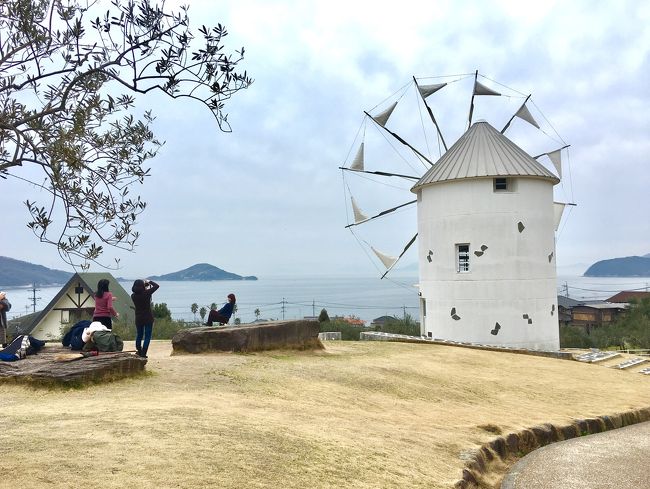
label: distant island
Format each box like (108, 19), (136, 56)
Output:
(0, 257), (257, 287)
(583, 254), (650, 277)
(150, 263), (258, 281)
(0, 256), (73, 287)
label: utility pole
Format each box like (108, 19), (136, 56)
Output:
(30, 283), (41, 312)
(312, 300), (315, 317)
(281, 298), (286, 320)
(564, 282), (569, 297)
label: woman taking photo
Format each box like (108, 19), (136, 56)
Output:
(131, 279), (160, 358)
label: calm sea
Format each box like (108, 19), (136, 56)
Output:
(4, 275), (650, 325)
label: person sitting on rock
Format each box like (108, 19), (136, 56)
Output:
(205, 294), (236, 326)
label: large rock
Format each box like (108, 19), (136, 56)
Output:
(172, 320), (323, 354)
(0, 346), (146, 386)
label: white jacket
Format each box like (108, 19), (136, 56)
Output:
(82, 321), (110, 343)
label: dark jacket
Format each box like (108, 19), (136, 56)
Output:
(131, 281), (160, 327)
(218, 301), (234, 319)
(62, 320), (91, 351)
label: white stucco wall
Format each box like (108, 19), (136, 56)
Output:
(416, 177), (559, 350)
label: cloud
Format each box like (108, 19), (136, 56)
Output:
(2, 0), (649, 278)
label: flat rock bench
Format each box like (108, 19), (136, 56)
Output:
(0, 345), (146, 386)
(171, 320), (323, 354)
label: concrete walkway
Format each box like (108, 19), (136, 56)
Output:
(501, 421), (650, 489)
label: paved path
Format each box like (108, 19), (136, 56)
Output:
(501, 421), (650, 489)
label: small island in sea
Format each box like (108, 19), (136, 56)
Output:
(149, 263), (258, 281)
(583, 253), (650, 277)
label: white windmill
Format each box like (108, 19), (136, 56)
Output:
(342, 71), (573, 350)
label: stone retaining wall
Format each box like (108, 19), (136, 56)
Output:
(453, 407), (650, 488)
(360, 331), (574, 360)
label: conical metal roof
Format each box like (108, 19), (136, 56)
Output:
(411, 121), (559, 191)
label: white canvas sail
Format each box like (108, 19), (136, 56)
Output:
(515, 103), (540, 129)
(350, 143), (364, 171)
(351, 196), (368, 223)
(371, 247), (397, 269)
(548, 149), (562, 178)
(473, 80), (501, 96)
(553, 202), (566, 231)
(373, 101), (398, 127)
(418, 82), (446, 99)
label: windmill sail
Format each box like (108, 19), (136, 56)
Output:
(339, 167), (419, 180)
(351, 196), (368, 223)
(372, 101), (398, 127)
(514, 102), (540, 129)
(468, 72), (501, 128)
(534, 145), (570, 179)
(371, 247), (397, 269)
(380, 233), (418, 279)
(553, 202), (566, 231)
(414, 77), (448, 151)
(345, 200), (417, 228)
(350, 143), (364, 171)
(501, 95), (540, 133)
(417, 82), (447, 99)
(473, 80), (501, 96)
(547, 149), (562, 178)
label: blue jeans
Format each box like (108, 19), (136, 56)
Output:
(136, 323), (153, 355)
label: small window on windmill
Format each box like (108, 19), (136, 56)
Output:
(61, 310), (70, 324)
(494, 178), (508, 191)
(75, 286), (84, 294)
(494, 177), (516, 192)
(456, 244), (470, 273)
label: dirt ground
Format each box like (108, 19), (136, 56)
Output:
(1, 340), (649, 489)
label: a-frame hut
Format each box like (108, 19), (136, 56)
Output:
(411, 121), (561, 350)
(12, 273), (133, 340)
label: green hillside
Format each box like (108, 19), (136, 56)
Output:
(0, 256), (73, 287)
(584, 255), (650, 277)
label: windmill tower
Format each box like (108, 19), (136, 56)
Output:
(411, 120), (562, 350)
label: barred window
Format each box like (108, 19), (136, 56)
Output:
(457, 244), (470, 273)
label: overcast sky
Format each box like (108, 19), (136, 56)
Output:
(2, 0), (649, 279)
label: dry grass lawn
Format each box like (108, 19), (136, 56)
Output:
(1, 340), (649, 488)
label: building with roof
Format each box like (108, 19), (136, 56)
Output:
(332, 315), (366, 327)
(557, 295), (583, 325)
(605, 291), (650, 304)
(370, 315), (399, 327)
(9, 272), (133, 340)
(412, 121), (562, 350)
(570, 303), (629, 333)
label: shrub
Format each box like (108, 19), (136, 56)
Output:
(559, 325), (593, 349)
(376, 314), (421, 336)
(318, 308), (330, 322)
(153, 302), (172, 319)
(112, 318), (189, 341)
(319, 320), (361, 340)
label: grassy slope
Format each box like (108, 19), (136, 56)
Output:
(1, 341), (649, 488)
